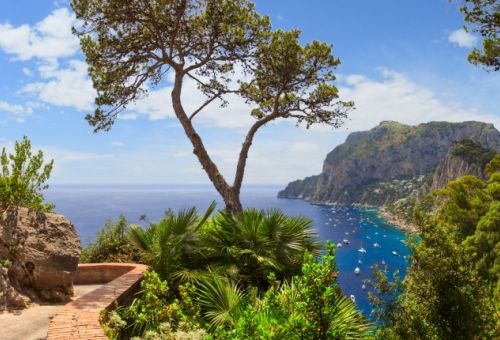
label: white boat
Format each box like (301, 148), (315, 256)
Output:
(358, 247), (367, 254)
(350, 294), (356, 302)
(361, 284), (366, 290)
(354, 267), (360, 275)
(336, 243), (342, 248)
(343, 239), (350, 244)
(358, 259), (362, 264)
(381, 260), (386, 265)
(373, 242), (380, 248)
(392, 251), (398, 256)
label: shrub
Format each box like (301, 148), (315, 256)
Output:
(204, 243), (372, 339)
(372, 156), (500, 339)
(0, 136), (53, 212)
(81, 215), (139, 263)
(106, 270), (206, 339)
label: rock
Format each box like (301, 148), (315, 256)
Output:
(0, 206), (82, 303)
(428, 140), (494, 191)
(0, 265), (29, 310)
(279, 121), (500, 205)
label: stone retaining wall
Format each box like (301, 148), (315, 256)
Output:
(47, 263), (148, 340)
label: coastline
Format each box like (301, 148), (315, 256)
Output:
(378, 207), (418, 234)
(314, 200), (419, 234)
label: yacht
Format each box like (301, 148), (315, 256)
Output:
(354, 267), (361, 275)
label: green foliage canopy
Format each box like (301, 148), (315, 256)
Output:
(206, 243), (372, 339)
(80, 215), (140, 263)
(71, 0), (352, 215)
(0, 136), (54, 212)
(460, 0), (500, 71)
(372, 156), (500, 339)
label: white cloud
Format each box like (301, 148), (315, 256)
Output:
(46, 149), (112, 162)
(22, 67), (33, 77)
(0, 8), (78, 61)
(337, 68), (499, 132)
(448, 28), (478, 48)
(0, 100), (35, 122)
(22, 60), (95, 111)
(110, 141), (125, 147)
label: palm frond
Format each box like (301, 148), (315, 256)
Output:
(197, 275), (246, 330)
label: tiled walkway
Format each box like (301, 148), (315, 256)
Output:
(0, 285), (102, 340)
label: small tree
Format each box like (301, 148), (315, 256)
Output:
(71, 0), (352, 215)
(0, 136), (54, 212)
(459, 0), (499, 71)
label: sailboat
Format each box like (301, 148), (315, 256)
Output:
(354, 267), (361, 275)
(358, 242), (367, 254)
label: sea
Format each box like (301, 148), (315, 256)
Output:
(45, 184), (411, 317)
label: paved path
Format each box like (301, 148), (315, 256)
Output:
(0, 285), (102, 340)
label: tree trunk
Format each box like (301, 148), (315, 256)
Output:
(171, 70), (243, 216)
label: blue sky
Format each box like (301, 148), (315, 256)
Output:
(0, 0), (498, 185)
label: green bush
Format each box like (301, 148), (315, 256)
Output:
(451, 139), (496, 167)
(80, 215), (139, 263)
(105, 270), (206, 339)
(206, 242), (372, 339)
(128, 204), (320, 292)
(372, 157), (500, 339)
(0, 136), (53, 212)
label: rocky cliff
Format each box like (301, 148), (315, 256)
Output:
(279, 121), (500, 205)
(428, 139), (495, 191)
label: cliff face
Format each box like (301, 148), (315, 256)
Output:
(279, 121), (500, 205)
(428, 140), (494, 191)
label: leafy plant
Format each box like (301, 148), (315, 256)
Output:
(128, 205), (319, 293)
(128, 202), (216, 284)
(200, 208), (320, 291)
(0, 136), (54, 212)
(0, 258), (11, 268)
(372, 156), (500, 339)
(205, 243), (372, 339)
(80, 215), (139, 263)
(109, 270), (206, 339)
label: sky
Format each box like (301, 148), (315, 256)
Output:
(0, 0), (499, 185)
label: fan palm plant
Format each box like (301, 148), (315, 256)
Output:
(197, 242), (372, 339)
(196, 274), (246, 330)
(128, 202), (216, 283)
(201, 208), (320, 290)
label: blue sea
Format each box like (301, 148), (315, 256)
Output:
(45, 184), (410, 316)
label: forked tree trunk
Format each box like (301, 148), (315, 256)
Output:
(171, 71), (244, 216)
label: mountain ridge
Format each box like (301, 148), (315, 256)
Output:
(278, 121), (500, 206)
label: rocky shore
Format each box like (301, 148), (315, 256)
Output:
(378, 207), (418, 234)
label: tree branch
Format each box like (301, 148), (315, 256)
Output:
(189, 93), (222, 121)
(233, 91), (284, 193)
